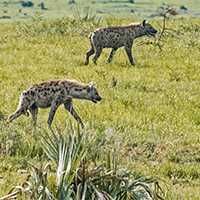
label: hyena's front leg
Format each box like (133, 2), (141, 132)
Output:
(47, 97), (64, 126)
(124, 41), (134, 65)
(85, 46), (95, 65)
(29, 104), (38, 125)
(106, 47), (118, 63)
(63, 99), (84, 129)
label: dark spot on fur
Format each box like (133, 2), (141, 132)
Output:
(24, 97), (30, 103)
(75, 88), (82, 92)
(31, 91), (35, 96)
(49, 83), (52, 86)
(65, 88), (70, 94)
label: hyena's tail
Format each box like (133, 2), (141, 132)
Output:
(85, 33), (95, 65)
(88, 33), (92, 41)
(89, 33), (95, 49)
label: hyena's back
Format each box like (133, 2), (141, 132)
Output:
(89, 26), (127, 48)
(7, 80), (68, 123)
(17, 80), (67, 108)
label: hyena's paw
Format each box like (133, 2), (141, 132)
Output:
(6, 119), (10, 124)
(26, 111), (30, 117)
(6, 115), (13, 124)
(81, 123), (85, 129)
(47, 119), (52, 127)
(84, 60), (89, 65)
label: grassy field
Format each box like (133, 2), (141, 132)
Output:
(0, 1), (200, 199)
(0, 0), (200, 24)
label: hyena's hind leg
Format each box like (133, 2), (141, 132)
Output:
(85, 43), (95, 65)
(106, 47), (118, 63)
(7, 106), (28, 124)
(28, 104), (38, 125)
(92, 45), (103, 65)
(7, 96), (30, 124)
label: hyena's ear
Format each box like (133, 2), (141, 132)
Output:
(88, 81), (94, 89)
(142, 20), (146, 28)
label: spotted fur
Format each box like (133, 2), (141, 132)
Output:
(7, 79), (102, 128)
(85, 20), (157, 65)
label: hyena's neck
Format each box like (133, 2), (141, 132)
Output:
(132, 26), (145, 38)
(66, 81), (89, 99)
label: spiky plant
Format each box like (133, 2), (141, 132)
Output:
(0, 125), (90, 200)
(74, 149), (166, 200)
(37, 125), (91, 199)
(1, 127), (166, 200)
(71, 6), (100, 22)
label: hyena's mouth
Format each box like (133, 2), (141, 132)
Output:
(92, 99), (98, 103)
(148, 30), (157, 37)
(92, 97), (102, 103)
(149, 32), (156, 37)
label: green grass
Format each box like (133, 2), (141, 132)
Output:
(0, 0), (200, 24)
(0, 9), (200, 199)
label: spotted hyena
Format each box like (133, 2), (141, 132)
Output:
(7, 79), (102, 128)
(85, 20), (157, 65)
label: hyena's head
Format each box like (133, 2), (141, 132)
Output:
(142, 20), (157, 37)
(87, 82), (102, 103)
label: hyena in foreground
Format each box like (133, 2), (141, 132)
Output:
(85, 20), (157, 65)
(7, 79), (102, 128)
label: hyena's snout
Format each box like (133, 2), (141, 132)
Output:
(97, 95), (102, 101)
(148, 27), (157, 37)
(92, 95), (102, 104)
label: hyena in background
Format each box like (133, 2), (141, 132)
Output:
(85, 20), (157, 65)
(7, 79), (102, 129)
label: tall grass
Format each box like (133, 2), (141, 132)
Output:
(0, 15), (200, 199)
